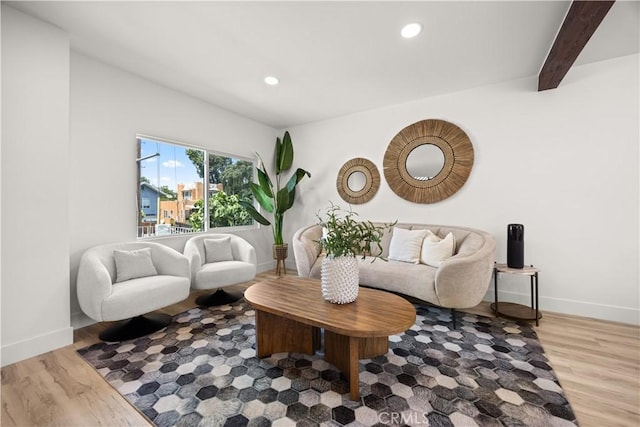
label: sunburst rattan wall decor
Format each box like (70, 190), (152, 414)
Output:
(383, 119), (474, 204)
(336, 157), (380, 204)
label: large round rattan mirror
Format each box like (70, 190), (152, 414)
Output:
(383, 119), (474, 203)
(337, 158), (380, 204)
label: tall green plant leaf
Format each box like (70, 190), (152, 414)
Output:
(278, 131), (294, 173)
(256, 167), (273, 198)
(250, 182), (274, 213)
(238, 200), (271, 225)
(285, 168), (311, 192)
(274, 137), (283, 174)
(275, 187), (291, 214)
(255, 153), (273, 197)
(284, 187), (296, 211)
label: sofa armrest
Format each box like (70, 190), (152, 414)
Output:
(434, 236), (496, 309)
(151, 243), (191, 279)
(292, 224), (323, 277)
(231, 236), (257, 266)
(183, 240), (203, 285)
(76, 251), (114, 322)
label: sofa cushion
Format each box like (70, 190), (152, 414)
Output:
(421, 230), (455, 267)
(358, 258), (439, 304)
(102, 275), (190, 320)
(113, 247), (158, 283)
(204, 237), (234, 263)
(194, 260), (256, 290)
(388, 228), (428, 264)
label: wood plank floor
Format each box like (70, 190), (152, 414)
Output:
(2, 270), (639, 426)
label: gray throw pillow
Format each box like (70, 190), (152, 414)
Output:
(204, 237), (234, 263)
(113, 247), (158, 283)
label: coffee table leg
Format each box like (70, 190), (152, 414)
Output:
(324, 331), (358, 400)
(254, 310), (317, 357)
(324, 331), (389, 401)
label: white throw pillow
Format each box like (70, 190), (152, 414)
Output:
(388, 228), (428, 264)
(204, 237), (234, 263)
(113, 247), (158, 283)
(421, 230), (455, 267)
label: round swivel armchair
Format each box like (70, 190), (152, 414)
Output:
(77, 241), (191, 342)
(183, 234), (257, 306)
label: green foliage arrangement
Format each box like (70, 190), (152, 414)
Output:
(317, 203), (395, 259)
(240, 131), (311, 246)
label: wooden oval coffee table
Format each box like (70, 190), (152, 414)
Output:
(244, 276), (416, 401)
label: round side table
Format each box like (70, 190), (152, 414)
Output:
(490, 263), (541, 326)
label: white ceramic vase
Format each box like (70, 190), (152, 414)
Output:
(321, 255), (359, 304)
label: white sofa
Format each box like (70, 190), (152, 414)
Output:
(293, 223), (496, 323)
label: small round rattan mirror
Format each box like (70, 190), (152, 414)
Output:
(383, 119), (474, 203)
(337, 158), (380, 204)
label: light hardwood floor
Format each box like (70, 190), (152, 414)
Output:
(2, 270), (639, 426)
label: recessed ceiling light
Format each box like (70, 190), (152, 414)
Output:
(401, 23), (423, 39)
(264, 76), (279, 86)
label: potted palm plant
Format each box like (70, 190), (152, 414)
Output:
(240, 131), (310, 275)
(316, 203), (394, 303)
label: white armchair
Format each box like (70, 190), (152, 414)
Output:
(184, 234), (257, 306)
(77, 241), (190, 342)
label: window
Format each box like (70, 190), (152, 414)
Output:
(207, 154), (254, 228)
(137, 136), (255, 238)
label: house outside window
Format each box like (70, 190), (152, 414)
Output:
(137, 135), (255, 238)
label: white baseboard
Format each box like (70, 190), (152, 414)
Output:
(257, 260), (298, 274)
(484, 288), (640, 325)
(1, 326), (74, 367)
(257, 260), (277, 273)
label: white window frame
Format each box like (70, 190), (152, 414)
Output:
(137, 134), (258, 239)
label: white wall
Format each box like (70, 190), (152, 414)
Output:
(287, 54), (640, 325)
(1, 6), (73, 365)
(69, 53), (278, 328)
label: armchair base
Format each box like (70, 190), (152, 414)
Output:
(195, 289), (243, 307)
(99, 313), (171, 342)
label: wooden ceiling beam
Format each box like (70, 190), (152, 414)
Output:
(538, 0), (615, 91)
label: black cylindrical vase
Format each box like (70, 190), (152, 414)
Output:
(507, 224), (524, 269)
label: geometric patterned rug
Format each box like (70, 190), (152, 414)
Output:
(78, 300), (578, 426)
